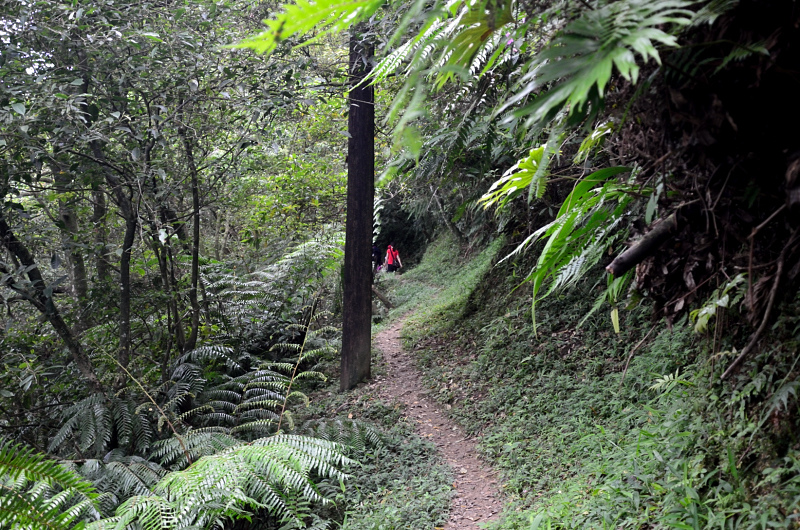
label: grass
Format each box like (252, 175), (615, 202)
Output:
(296, 394), (453, 529)
(373, 231), (800, 530)
(337, 401), (453, 530)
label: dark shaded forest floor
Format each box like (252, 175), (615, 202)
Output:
(370, 317), (503, 529)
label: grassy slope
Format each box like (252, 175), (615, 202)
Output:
(377, 232), (800, 529)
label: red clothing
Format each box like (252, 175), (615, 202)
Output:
(386, 246), (399, 265)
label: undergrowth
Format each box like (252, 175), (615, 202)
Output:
(384, 233), (800, 529)
(337, 402), (453, 530)
(300, 388), (453, 529)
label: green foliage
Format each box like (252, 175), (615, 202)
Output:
(648, 368), (695, 393)
(573, 121), (615, 165)
(399, 234), (506, 338)
(87, 435), (351, 529)
(208, 233), (344, 342)
(35, 294), (343, 527)
(0, 438), (100, 530)
(495, 166), (633, 332)
(480, 145), (549, 208)
(326, 404), (452, 530)
(689, 274), (746, 334)
(502, 0), (695, 126)
(578, 269), (634, 333)
(233, 0), (384, 55)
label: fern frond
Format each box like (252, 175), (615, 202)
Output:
(502, 0), (695, 126)
(234, 400), (284, 413)
(232, 0), (385, 56)
(0, 440), (96, 494)
(691, 0), (739, 26)
(102, 435), (350, 528)
(301, 419), (383, 458)
(505, 166), (634, 333)
(239, 409), (281, 422)
(179, 345), (241, 372)
(0, 439), (99, 530)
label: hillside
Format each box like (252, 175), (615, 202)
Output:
(356, 232), (800, 528)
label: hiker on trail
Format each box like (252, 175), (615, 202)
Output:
(385, 243), (402, 272)
(372, 243), (383, 273)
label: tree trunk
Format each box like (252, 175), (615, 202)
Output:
(92, 187), (111, 283)
(340, 28), (375, 391)
(90, 141), (136, 371)
(431, 185), (467, 247)
(51, 164), (90, 332)
(0, 211), (101, 393)
(180, 129), (201, 352)
(371, 285), (394, 309)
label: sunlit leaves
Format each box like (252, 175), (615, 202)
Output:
(495, 166), (633, 333)
(0, 439), (100, 530)
(479, 145), (547, 209)
(86, 436), (350, 529)
(232, 0), (385, 56)
(501, 0), (695, 127)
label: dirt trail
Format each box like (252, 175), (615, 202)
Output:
(371, 318), (503, 529)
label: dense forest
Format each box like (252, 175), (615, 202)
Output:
(2, 0), (800, 528)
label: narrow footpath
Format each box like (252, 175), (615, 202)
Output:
(370, 318), (503, 529)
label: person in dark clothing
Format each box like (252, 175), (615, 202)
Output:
(372, 243), (383, 273)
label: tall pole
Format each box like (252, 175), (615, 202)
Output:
(340, 28), (375, 390)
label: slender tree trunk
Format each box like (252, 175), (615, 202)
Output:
(90, 142), (136, 370)
(200, 274), (212, 326)
(431, 185), (467, 247)
(0, 211), (101, 392)
(92, 187), (111, 283)
(180, 129), (201, 352)
(219, 215), (231, 259)
(51, 165), (90, 332)
(117, 207), (136, 370)
(340, 29), (375, 391)
(166, 243), (186, 353)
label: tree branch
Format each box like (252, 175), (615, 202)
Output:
(721, 227), (800, 380)
(606, 213), (679, 277)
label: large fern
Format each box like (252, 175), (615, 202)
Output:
(501, 0), (695, 127)
(86, 435), (351, 529)
(495, 166), (635, 333)
(0, 438), (101, 530)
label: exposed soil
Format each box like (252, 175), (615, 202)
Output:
(370, 318), (503, 529)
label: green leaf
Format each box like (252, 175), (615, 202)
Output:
(233, 0), (386, 56)
(140, 32), (163, 42)
(500, 0), (694, 127)
(11, 102), (26, 116)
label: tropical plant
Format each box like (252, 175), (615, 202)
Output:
(501, 0), (695, 127)
(484, 166), (634, 332)
(87, 435), (350, 530)
(0, 438), (101, 530)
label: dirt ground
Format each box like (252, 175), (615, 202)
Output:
(369, 318), (503, 529)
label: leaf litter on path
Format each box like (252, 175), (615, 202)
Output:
(370, 318), (503, 529)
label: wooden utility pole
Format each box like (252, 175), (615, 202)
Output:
(341, 28), (374, 391)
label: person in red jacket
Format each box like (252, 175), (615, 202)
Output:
(385, 243), (403, 273)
